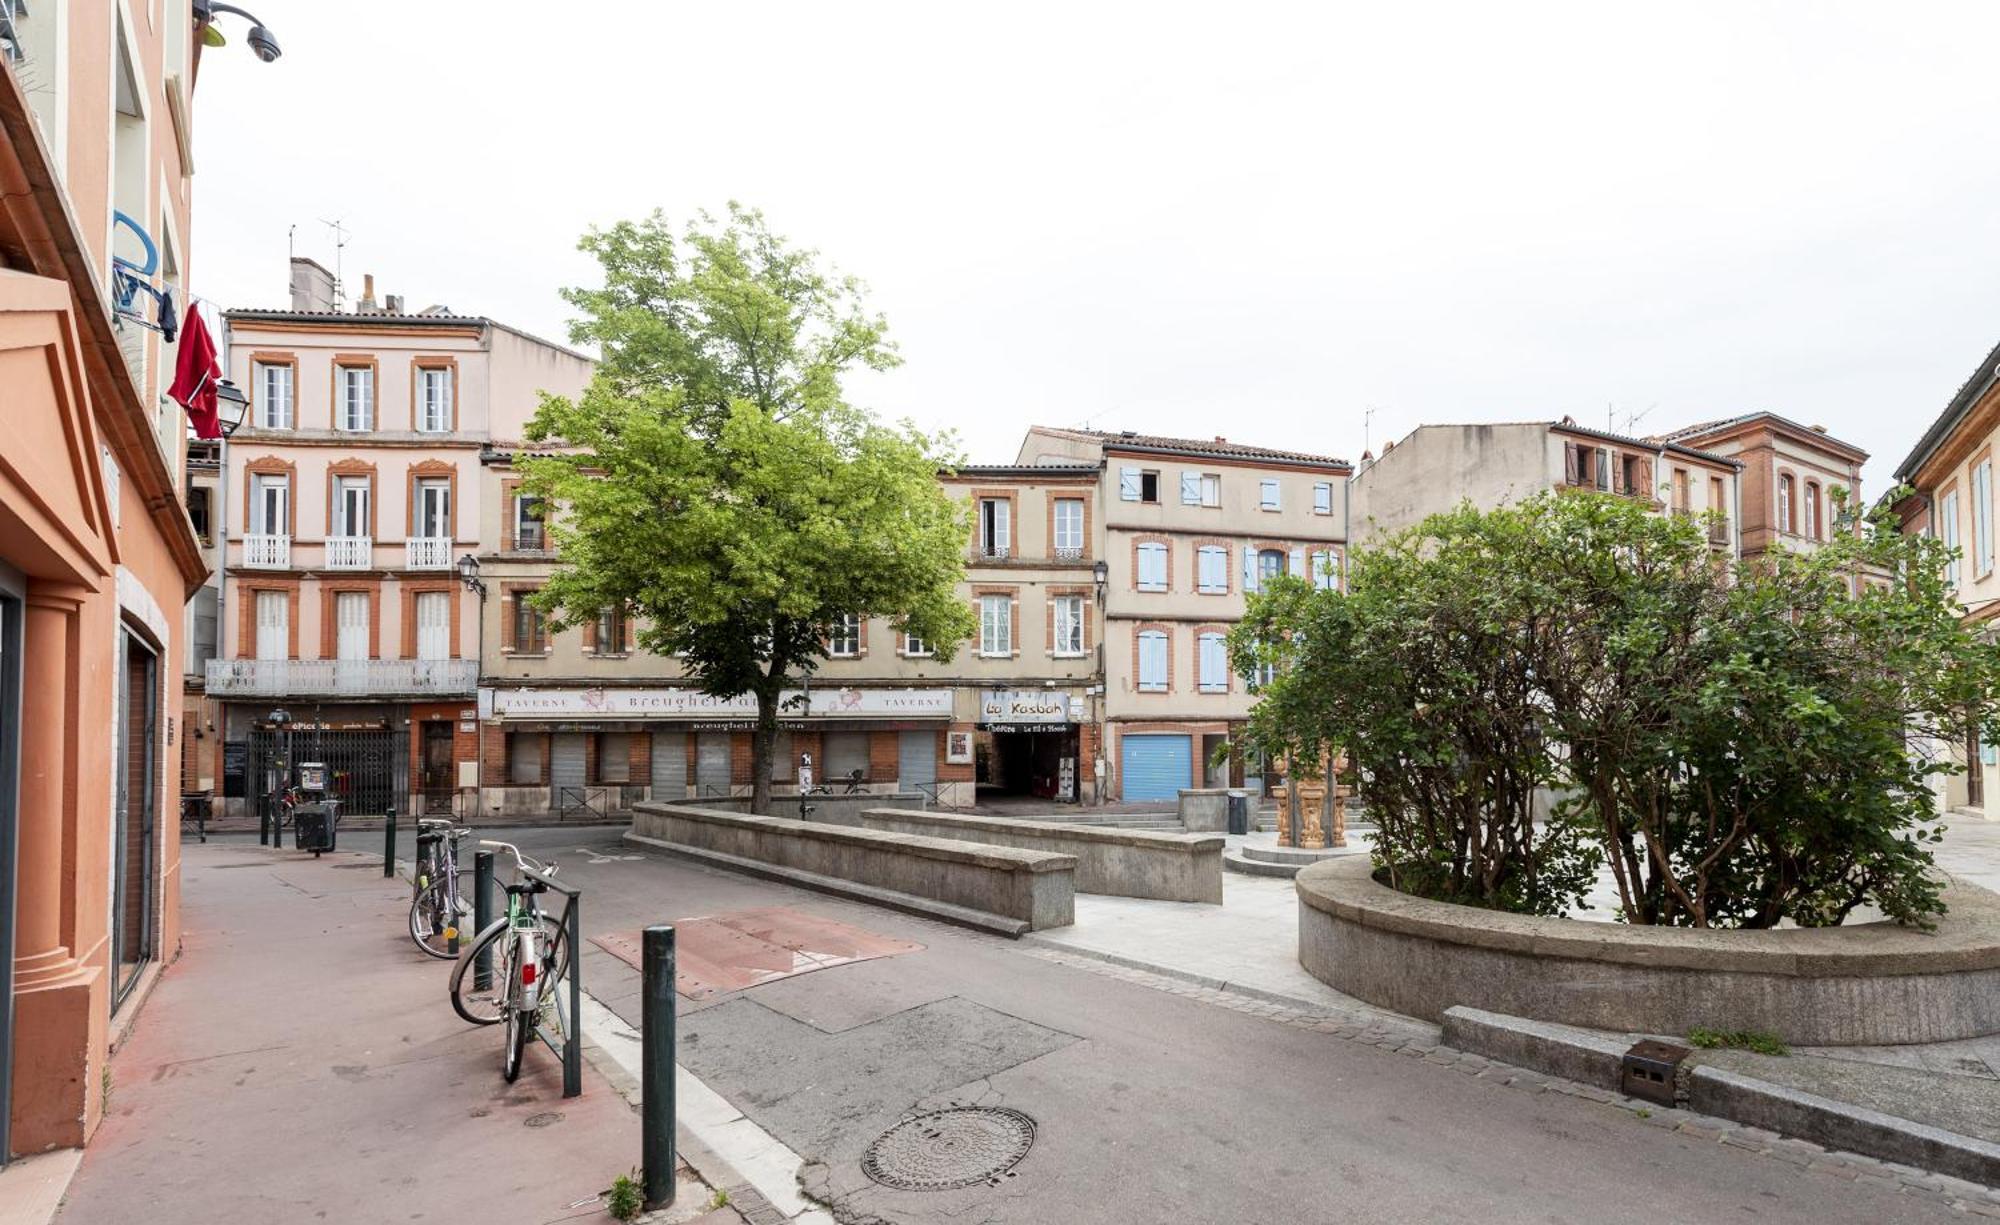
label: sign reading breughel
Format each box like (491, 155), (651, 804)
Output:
(979, 689), (1073, 724)
(487, 686), (954, 720)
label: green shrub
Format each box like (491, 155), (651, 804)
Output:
(1687, 1027), (1789, 1056)
(605, 1172), (643, 1222)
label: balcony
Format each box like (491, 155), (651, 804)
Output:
(1053, 546), (1085, 561)
(325, 536), (373, 569)
(205, 657), (478, 698)
(977, 545), (1012, 561)
(244, 534), (291, 569)
(406, 537), (454, 570)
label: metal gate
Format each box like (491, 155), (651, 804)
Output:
(1120, 733), (1192, 802)
(652, 730), (686, 800)
(248, 726), (405, 823)
(897, 731), (937, 788)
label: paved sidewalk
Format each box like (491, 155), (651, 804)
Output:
(55, 840), (701, 1225)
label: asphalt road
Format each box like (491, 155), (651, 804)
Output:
(508, 825), (1967, 1225)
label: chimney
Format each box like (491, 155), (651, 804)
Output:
(384, 293), (404, 314)
(288, 256), (337, 312)
(357, 273), (379, 313)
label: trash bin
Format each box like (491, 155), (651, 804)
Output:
(293, 800), (339, 854)
(1226, 789), (1249, 835)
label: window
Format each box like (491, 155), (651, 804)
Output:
(1053, 498), (1084, 558)
(337, 365), (374, 431)
(1181, 472), (1221, 507)
(1309, 549), (1337, 592)
(1942, 488), (1962, 587)
(1198, 631), (1228, 693)
(510, 591), (548, 653)
(334, 591), (369, 661)
(1257, 548), (1285, 590)
(255, 361), (293, 429)
(1709, 476), (1729, 543)
(1313, 482), (1332, 515)
(596, 732), (631, 784)
(1136, 542), (1168, 591)
(1804, 482), (1822, 541)
(1778, 474), (1795, 534)
(249, 473), (289, 535)
(187, 486), (212, 543)
(254, 590), (288, 660)
(1137, 629), (1168, 691)
(507, 733), (545, 785)
(1260, 478), (1281, 511)
(1140, 470), (1160, 502)
(978, 498), (1011, 558)
(1976, 460), (1993, 578)
(828, 613), (860, 658)
(595, 606), (628, 654)
(1673, 468), (1691, 515)
(1249, 655), (1278, 691)
(414, 478), (452, 539)
(902, 631), (931, 657)
(979, 594), (1012, 655)
(511, 493), (545, 551)
(415, 591), (450, 660)
(1117, 467), (1161, 502)
(1052, 596), (1084, 656)
(1196, 545), (1228, 594)
(416, 366), (453, 432)
(331, 475), (370, 538)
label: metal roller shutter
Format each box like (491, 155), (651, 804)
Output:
(1120, 733), (1191, 802)
(897, 731), (936, 788)
(695, 732), (732, 796)
(651, 730), (686, 798)
(550, 733), (587, 794)
(823, 732), (869, 782)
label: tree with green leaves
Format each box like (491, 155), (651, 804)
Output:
(520, 205), (976, 814)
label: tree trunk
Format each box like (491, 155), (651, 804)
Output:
(751, 688), (778, 815)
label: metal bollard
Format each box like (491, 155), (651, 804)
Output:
(472, 851), (493, 992)
(642, 924), (677, 1210)
(563, 895), (582, 1099)
(383, 810), (397, 878)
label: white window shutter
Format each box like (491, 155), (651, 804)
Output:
(1243, 547), (1257, 594)
(1181, 472), (1201, 504)
(1289, 547), (1305, 578)
(994, 500), (1010, 551)
(1120, 467), (1141, 501)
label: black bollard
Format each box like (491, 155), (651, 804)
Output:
(563, 894), (582, 1098)
(383, 810), (397, 878)
(642, 924), (677, 1210)
(473, 851), (494, 991)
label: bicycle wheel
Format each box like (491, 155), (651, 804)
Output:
(409, 885), (471, 960)
(448, 920), (512, 1025)
(503, 1000), (530, 1083)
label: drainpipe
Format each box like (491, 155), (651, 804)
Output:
(1731, 462), (1743, 562)
(217, 316), (233, 810)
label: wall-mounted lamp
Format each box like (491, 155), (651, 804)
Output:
(193, 1), (282, 62)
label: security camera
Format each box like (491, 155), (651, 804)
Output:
(246, 23), (280, 61)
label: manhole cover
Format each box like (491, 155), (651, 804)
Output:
(524, 1111), (563, 1129)
(861, 1107), (1035, 1191)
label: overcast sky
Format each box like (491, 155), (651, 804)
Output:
(192, 1), (2000, 496)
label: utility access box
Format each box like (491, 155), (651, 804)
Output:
(1620, 1039), (1691, 1106)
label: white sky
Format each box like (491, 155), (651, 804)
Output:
(192, 1), (2000, 496)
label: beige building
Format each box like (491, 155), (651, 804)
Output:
(1017, 428), (1351, 802)
(1893, 338), (2000, 819)
(1348, 419), (1743, 553)
(208, 262), (594, 823)
(473, 458), (1105, 814)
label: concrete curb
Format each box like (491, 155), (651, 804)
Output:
(1440, 1005), (2000, 1188)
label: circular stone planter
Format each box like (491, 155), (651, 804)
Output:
(1294, 855), (2000, 1045)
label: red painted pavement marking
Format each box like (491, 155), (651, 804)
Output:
(591, 907), (923, 1000)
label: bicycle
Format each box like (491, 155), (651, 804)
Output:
(409, 819), (473, 959)
(804, 768), (867, 796)
(447, 841), (573, 1082)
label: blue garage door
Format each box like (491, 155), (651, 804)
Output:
(1121, 733), (1192, 802)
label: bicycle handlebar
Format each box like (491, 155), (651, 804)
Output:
(477, 839), (558, 879)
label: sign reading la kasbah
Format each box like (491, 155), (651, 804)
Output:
(979, 690), (1070, 723)
(488, 686), (953, 720)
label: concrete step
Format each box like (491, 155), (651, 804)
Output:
(1223, 850), (1304, 878)
(1242, 845), (1349, 865)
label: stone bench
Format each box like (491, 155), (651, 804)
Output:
(859, 809), (1224, 904)
(628, 802), (1075, 936)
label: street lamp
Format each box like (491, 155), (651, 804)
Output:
(457, 555), (488, 819)
(214, 379), (249, 437)
(193, 1), (283, 61)
(1091, 559), (1109, 807)
(265, 707), (292, 846)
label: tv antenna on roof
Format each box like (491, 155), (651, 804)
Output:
(1611, 402), (1655, 437)
(1363, 405), (1378, 455)
(319, 217), (350, 310)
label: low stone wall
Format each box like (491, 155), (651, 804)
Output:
(1297, 855), (2000, 1045)
(629, 802), (1075, 933)
(1177, 789), (1228, 833)
(859, 809), (1224, 904)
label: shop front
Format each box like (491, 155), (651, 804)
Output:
(976, 689), (1088, 802)
(478, 685), (965, 817)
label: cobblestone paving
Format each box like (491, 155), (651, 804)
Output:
(1020, 946), (2000, 1214)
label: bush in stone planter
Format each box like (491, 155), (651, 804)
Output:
(1232, 489), (2000, 928)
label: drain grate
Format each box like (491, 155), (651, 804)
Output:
(861, 1107), (1035, 1191)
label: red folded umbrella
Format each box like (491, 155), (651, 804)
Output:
(169, 306), (222, 439)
